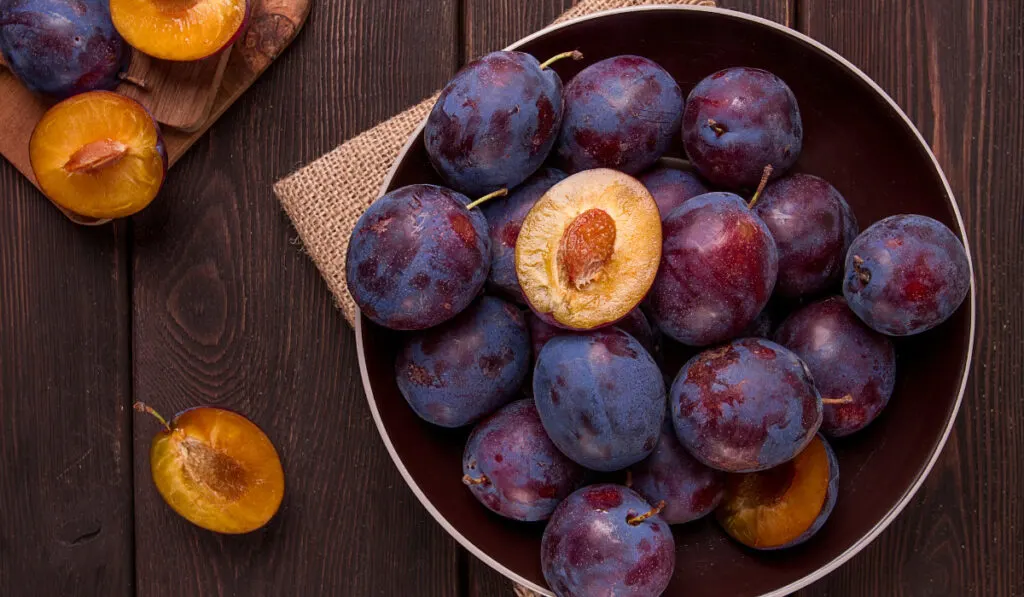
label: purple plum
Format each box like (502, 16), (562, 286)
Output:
(671, 338), (822, 472)
(0, 0), (128, 99)
(638, 166), (710, 220)
(682, 67), (803, 189)
(645, 192), (779, 346)
(528, 307), (658, 364)
(629, 420), (725, 524)
(534, 328), (665, 471)
(480, 168), (567, 302)
(425, 51), (565, 196)
(844, 214), (971, 336)
(775, 296), (896, 437)
(557, 55), (683, 174)
(753, 174), (859, 297)
(542, 484), (675, 597)
(395, 296), (529, 428)
(462, 399), (586, 521)
(346, 184), (490, 330)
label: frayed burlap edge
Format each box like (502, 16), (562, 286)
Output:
(274, 0), (716, 330)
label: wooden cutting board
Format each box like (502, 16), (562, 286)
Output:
(0, 0), (312, 224)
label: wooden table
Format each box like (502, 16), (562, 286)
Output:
(1, 1), (1021, 595)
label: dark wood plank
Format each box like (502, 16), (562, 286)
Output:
(0, 164), (133, 591)
(795, 1), (1024, 595)
(459, 1), (793, 594)
(130, 1), (463, 596)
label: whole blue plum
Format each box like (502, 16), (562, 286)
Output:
(557, 55), (683, 174)
(0, 0), (127, 99)
(346, 184), (490, 330)
(638, 166), (710, 220)
(534, 328), (665, 471)
(480, 167), (566, 302)
(671, 338), (822, 472)
(542, 484), (675, 597)
(424, 51), (565, 196)
(528, 307), (658, 365)
(629, 419), (725, 525)
(753, 173), (859, 298)
(682, 67), (803, 190)
(396, 296), (529, 428)
(462, 399), (586, 521)
(844, 214), (970, 336)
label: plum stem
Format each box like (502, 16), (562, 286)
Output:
(707, 118), (727, 137)
(625, 470), (633, 488)
(462, 474), (489, 486)
(655, 156), (695, 172)
(822, 394), (854, 405)
(133, 402), (172, 432)
(852, 255), (871, 284)
(627, 500), (666, 526)
(465, 188), (508, 210)
(539, 50), (583, 70)
(118, 71), (148, 90)
(747, 165), (774, 209)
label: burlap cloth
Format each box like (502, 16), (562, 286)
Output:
(274, 0), (715, 329)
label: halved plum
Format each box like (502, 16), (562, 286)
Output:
(717, 434), (838, 550)
(29, 91), (167, 219)
(110, 0), (249, 62)
(515, 168), (662, 330)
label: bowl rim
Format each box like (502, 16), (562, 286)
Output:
(355, 5), (978, 595)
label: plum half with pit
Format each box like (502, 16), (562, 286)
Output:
(645, 192), (778, 346)
(110, 0), (249, 61)
(775, 297), (896, 437)
(671, 338), (822, 472)
(462, 399), (586, 521)
(638, 166), (710, 220)
(516, 169), (662, 331)
(557, 55), (683, 174)
(844, 214), (971, 336)
(346, 184), (490, 330)
(29, 91), (167, 219)
(534, 328), (665, 471)
(481, 167), (567, 302)
(542, 484), (675, 597)
(425, 50), (574, 196)
(683, 67), (803, 190)
(0, 0), (128, 98)
(753, 174), (859, 298)
(396, 296), (530, 428)
(717, 434), (838, 549)
(629, 419), (725, 525)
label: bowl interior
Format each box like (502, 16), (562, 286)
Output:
(360, 8), (973, 597)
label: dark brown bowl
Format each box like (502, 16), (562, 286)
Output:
(356, 6), (975, 596)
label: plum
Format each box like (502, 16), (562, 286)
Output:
(346, 184), (490, 330)
(527, 307), (657, 364)
(844, 214), (970, 336)
(0, 0), (127, 99)
(424, 50), (572, 196)
(717, 434), (838, 549)
(752, 174), (859, 298)
(396, 296), (529, 428)
(110, 0), (249, 62)
(775, 296), (896, 437)
(29, 91), (167, 219)
(638, 166), (710, 220)
(671, 338), (822, 472)
(534, 328), (665, 471)
(481, 167), (567, 302)
(542, 484), (675, 597)
(462, 399), (586, 521)
(557, 55), (683, 174)
(683, 67), (803, 189)
(629, 420), (725, 524)
(516, 169), (662, 331)
(645, 192), (778, 346)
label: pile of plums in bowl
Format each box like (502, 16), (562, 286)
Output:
(347, 15), (972, 597)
